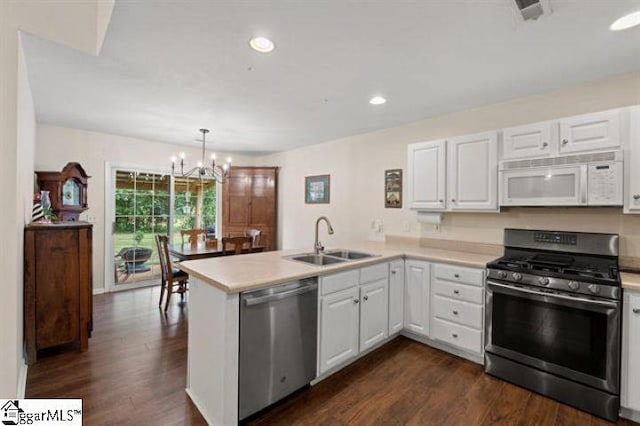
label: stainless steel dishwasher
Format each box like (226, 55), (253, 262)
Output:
(239, 277), (318, 421)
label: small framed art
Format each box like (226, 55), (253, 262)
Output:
(384, 169), (402, 208)
(305, 174), (330, 204)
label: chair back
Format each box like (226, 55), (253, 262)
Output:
(155, 234), (173, 281)
(222, 236), (253, 255)
(246, 229), (261, 246)
(180, 229), (206, 245)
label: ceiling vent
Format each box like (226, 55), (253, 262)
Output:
(509, 0), (552, 23)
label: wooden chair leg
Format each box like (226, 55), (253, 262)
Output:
(158, 278), (166, 308)
(165, 279), (174, 312)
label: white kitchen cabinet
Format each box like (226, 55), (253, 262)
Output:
(447, 131), (498, 211)
(407, 140), (446, 210)
(502, 121), (556, 160)
(625, 106), (640, 213)
(559, 108), (622, 154)
(622, 290), (640, 411)
(404, 260), (431, 336)
(359, 278), (389, 352)
(319, 286), (360, 374)
(388, 260), (405, 335)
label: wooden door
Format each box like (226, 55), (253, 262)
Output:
(407, 140), (446, 210)
(388, 260), (405, 335)
(559, 108), (622, 154)
(448, 131), (498, 211)
(223, 169), (252, 228)
(359, 278), (389, 352)
(319, 286), (360, 374)
(404, 260), (430, 337)
(502, 121), (556, 160)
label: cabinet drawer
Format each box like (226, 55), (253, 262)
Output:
(321, 270), (359, 295)
(360, 263), (388, 284)
(431, 317), (482, 354)
(432, 295), (482, 330)
(433, 279), (483, 304)
(434, 264), (483, 287)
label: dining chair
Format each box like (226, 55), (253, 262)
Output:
(246, 229), (262, 246)
(222, 236), (253, 255)
(180, 229), (206, 245)
(155, 234), (189, 311)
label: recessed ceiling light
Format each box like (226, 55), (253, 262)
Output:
(249, 37), (275, 53)
(369, 96), (387, 105)
(610, 10), (640, 31)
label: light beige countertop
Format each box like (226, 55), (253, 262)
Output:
(621, 272), (640, 292)
(178, 240), (499, 294)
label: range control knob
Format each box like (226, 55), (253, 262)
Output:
(568, 281), (580, 291)
(538, 277), (550, 286)
(587, 284), (601, 294)
(512, 273), (523, 281)
(497, 271), (508, 279)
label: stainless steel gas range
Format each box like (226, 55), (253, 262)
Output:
(485, 229), (622, 422)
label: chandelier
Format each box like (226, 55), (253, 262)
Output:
(171, 128), (231, 183)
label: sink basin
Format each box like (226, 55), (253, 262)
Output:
(287, 253), (346, 266)
(324, 249), (378, 260)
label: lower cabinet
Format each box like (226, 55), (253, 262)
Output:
(622, 290), (640, 412)
(360, 278), (389, 351)
(319, 286), (360, 373)
(404, 260), (431, 336)
(388, 260), (405, 335)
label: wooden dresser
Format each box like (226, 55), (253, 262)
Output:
(24, 222), (93, 364)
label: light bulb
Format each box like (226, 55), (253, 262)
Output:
(197, 161), (203, 168)
(179, 152), (185, 159)
(223, 163), (229, 171)
(170, 156), (177, 163)
(211, 153), (216, 160)
(226, 156), (232, 163)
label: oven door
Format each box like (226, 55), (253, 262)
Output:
(485, 280), (620, 393)
(500, 165), (587, 206)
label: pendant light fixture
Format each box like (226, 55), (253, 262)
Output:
(171, 129), (231, 183)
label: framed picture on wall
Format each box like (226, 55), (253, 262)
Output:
(385, 169), (402, 208)
(305, 174), (330, 204)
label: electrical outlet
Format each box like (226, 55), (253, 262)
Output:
(403, 221), (411, 232)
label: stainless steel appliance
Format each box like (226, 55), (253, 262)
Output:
(239, 278), (318, 421)
(500, 150), (623, 206)
(485, 229), (622, 421)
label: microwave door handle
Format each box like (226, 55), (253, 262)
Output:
(581, 165), (588, 205)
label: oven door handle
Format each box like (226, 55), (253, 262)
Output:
(486, 280), (619, 309)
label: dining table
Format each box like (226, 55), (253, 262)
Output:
(168, 241), (264, 261)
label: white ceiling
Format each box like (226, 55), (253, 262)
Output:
(23, 0), (640, 154)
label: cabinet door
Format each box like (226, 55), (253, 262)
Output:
(404, 260), (430, 336)
(626, 106), (640, 213)
(559, 108), (621, 154)
(502, 121), (556, 160)
(360, 279), (389, 352)
(448, 131), (498, 210)
(222, 170), (251, 228)
(622, 291), (640, 411)
(319, 287), (360, 374)
(407, 140), (446, 210)
(388, 261), (405, 335)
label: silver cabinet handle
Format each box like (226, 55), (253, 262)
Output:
(562, 139), (569, 145)
(452, 333), (458, 338)
(439, 199), (444, 203)
(391, 270), (397, 275)
(454, 273), (460, 278)
(541, 142), (548, 148)
(634, 195), (640, 200)
(452, 310), (459, 315)
(363, 295), (369, 301)
(453, 290), (460, 295)
(353, 299), (359, 304)
(633, 308), (640, 314)
(451, 199), (456, 203)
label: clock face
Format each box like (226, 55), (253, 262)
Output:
(62, 179), (81, 206)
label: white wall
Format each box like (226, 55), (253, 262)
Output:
(35, 124), (256, 293)
(259, 71), (640, 256)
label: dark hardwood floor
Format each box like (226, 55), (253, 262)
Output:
(27, 286), (637, 426)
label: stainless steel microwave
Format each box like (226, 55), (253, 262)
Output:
(499, 151), (623, 207)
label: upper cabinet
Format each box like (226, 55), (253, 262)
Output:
(407, 140), (446, 210)
(502, 121), (556, 160)
(626, 106), (640, 214)
(559, 108), (622, 154)
(448, 132), (498, 211)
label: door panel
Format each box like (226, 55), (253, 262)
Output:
(360, 279), (389, 351)
(559, 109), (621, 154)
(407, 140), (446, 210)
(389, 261), (405, 335)
(320, 287), (359, 373)
(502, 121), (556, 160)
(622, 291), (640, 410)
(404, 260), (430, 336)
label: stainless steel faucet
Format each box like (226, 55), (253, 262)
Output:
(314, 216), (334, 254)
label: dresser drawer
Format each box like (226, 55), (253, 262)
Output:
(431, 317), (483, 354)
(434, 264), (483, 287)
(433, 279), (483, 304)
(321, 270), (359, 295)
(360, 262), (388, 284)
(432, 295), (482, 330)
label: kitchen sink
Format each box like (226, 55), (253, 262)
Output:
(324, 249), (378, 260)
(286, 253), (347, 266)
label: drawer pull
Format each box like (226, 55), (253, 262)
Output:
(353, 299), (359, 304)
(453, 290), (460, 295)
(634, 195), (640, 201)
(454, 273), (460, 278)
(452, 310), (459, 315)
(633, 308), (640, 314)
(363, 295), (369, 301)
(452, 333), (458, 339)
(391, 270), (397, 275)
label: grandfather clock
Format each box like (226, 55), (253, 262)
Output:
(36, 162), (90, 221)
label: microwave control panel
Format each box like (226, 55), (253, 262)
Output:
(588, 162), (623, 206)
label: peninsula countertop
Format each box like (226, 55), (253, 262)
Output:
(177, 240), (499, 294)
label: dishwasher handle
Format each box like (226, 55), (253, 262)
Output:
(243, 282), (317, 306)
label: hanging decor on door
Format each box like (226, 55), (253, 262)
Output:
(384, 169), (402, 208)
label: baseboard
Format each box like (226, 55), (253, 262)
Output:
(401, 330), (484, 365)
(17, 361), (28, 398)
(185, 387), (214, 425)
(93, 288), (105, 295)
(620, 407), (640, 422)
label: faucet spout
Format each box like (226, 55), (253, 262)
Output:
(314, 216), (334, 255)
